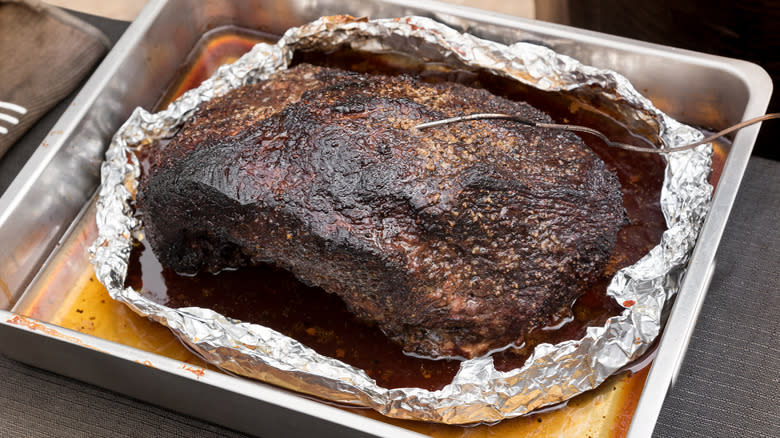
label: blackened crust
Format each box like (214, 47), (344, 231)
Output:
(137, 64), (626, 358)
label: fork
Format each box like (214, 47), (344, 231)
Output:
(0, 101), (27, 135)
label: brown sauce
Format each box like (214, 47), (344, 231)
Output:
(127, 29), (669, 391)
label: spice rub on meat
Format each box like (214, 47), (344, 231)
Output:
(137, 64), (627, 359)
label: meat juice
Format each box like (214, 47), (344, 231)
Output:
(59, 25), (724, 436)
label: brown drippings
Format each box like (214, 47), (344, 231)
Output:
(154, 26), (279, 111)
(128, 33), (672, 391)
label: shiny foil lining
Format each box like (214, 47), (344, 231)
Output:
(91, 16), (712, 424)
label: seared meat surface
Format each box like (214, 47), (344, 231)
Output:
(138, 64), (626, 358)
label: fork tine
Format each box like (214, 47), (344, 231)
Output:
(0, 102), (27, 114)
(0, 101), (26, 135)
(0, 113), (20, 125)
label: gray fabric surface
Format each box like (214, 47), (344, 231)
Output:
(0, 12), (778, 438)
(654, 156), (780, 438)
(0, 354), (248, 438)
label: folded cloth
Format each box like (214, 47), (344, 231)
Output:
(0, 0), (109, 159)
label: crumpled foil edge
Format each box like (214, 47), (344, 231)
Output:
(90, 15), (712, 424)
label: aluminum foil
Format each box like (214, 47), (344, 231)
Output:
(90, 15), (713, 424)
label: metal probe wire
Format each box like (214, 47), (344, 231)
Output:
(413, 112), (780, 154)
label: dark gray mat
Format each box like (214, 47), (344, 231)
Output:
(654, 157), (780, 438)
(0, 353), (248, 438)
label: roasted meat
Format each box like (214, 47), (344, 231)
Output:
(137, 64), (626, 358)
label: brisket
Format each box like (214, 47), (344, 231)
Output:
(137, 64), (626, 358)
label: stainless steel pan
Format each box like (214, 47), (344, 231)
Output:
(0, 1), (771, 436)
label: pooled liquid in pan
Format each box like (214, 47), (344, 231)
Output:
(127, 35), (669, 391)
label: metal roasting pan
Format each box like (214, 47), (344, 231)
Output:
(0, 0), (772, 436)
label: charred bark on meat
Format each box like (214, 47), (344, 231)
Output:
(138, 64), (626, 358)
